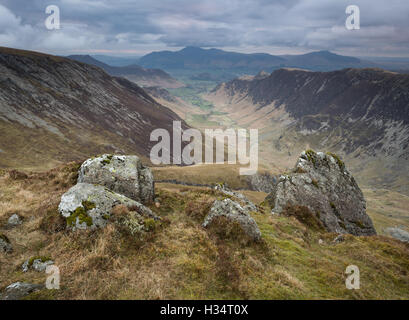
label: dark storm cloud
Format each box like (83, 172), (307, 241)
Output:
(0, 0), (408, 56)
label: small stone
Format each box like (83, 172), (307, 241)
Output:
(214, 183), (258, 212)
(0, 234), (13, 253)
(333, 234), (345, 243)
(8, 214), (22, 227)
(318, 239), (324, 245)
(1, 282), (44, 300)
(385, 227), (409, 243)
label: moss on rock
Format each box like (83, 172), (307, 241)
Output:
(82, 200), (96, 211)
(27, 256), (52, 268)
(67, 206), (93, 227)
(326, 152), (345, 170)
(305, 149), (317, 166)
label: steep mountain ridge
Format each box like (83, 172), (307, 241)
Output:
(0, 47), (186, 169)
(67, 55), (184, 89)
(207, 68), (409, 194)
(213, 68), (408, 123)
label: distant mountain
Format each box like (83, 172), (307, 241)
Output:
(0, 47), (186, 169)
(138, 46), (286, 72)
(279, 50), (374, 71)
(67, 55), (184, 89)
(138, 47), (383, 78)
(207, 68), (409, 194)
(92, 55), (140, 67)
(359, 56), (409, 72)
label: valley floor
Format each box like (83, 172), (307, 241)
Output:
(0, 163), (408, 300)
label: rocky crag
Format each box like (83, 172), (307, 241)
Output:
(266, 150), (376, 236)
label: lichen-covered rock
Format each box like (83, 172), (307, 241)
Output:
(58, 183), (157, 230)
(1, 282), (44, 300)
(78, 154), (154, 204)
(203, 199), (261, 241)
(22, 257), (54, 273)
(385, 227), (409, 243)
(0, 233), (12, 253)
(265, 150), (376, 236)
(214, 183), (257, 212)
(7, 214), (22, 227)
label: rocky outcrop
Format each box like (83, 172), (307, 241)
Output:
(59, 183), (156, 230)
(203, 199), (261, 241)
(78, 154), (154, 204)
(266, 150), (376, 236)
(0, 234), (12, 253)
(1, 282), (44, 300)
(385, 227), (409, 243)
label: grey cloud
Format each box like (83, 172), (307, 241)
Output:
(0, 0), (408, 56)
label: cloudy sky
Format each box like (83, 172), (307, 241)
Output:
(0, 0), (408, 57)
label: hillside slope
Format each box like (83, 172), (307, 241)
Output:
(0, 163), (408, 300)
(67, 55), (184, 89)
(0, 47), (186, 169)
(207, 68), (409, 194)
(143, 86), (206, 120)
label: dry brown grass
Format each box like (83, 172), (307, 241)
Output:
(0, 163), (409, 300)
(153, 163), (277, 190)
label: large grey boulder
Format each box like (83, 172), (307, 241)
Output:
(0, 234), (12, 253)
(78, 154), (154, 204)
(266, 150), (376, 236)
(203, 199), (261, 241)
(385, 227), (409, 243)
(58, 183), (157, 230)
(1, 282), (44, 300)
